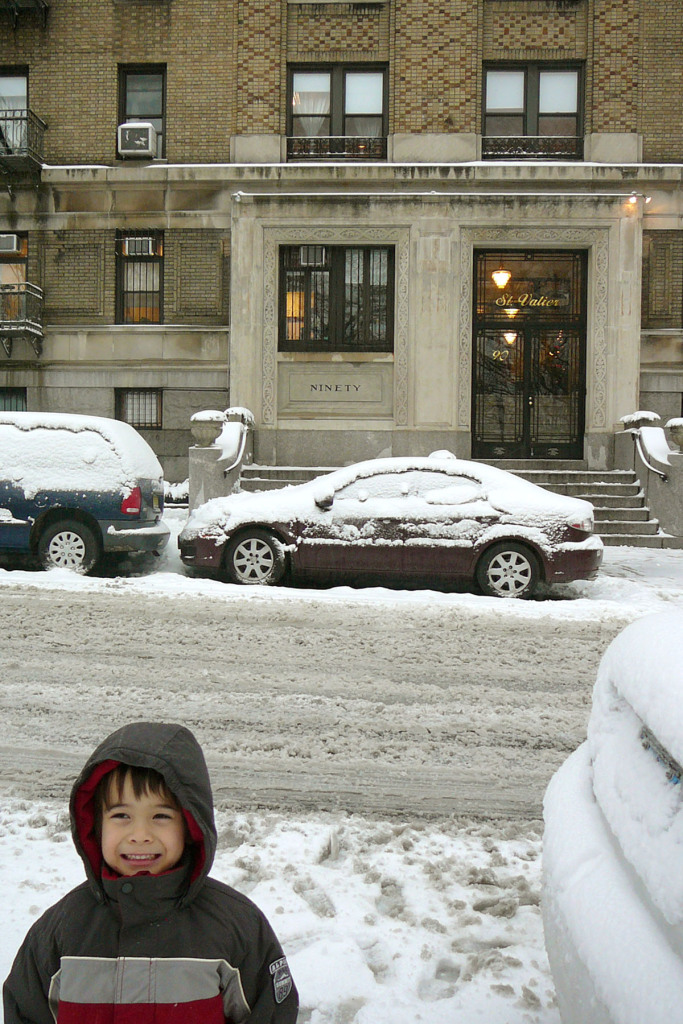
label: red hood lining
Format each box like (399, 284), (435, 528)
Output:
(73, 759), (206, 884)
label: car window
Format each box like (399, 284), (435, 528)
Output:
(334, 469), (485, 505)
(335, 473), (410, 502)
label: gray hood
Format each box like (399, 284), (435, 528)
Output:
(69, 721), (217, 906)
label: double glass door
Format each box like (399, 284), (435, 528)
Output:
(472, 250), (587, 460)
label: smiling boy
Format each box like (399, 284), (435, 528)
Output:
(3, 722), (298, 1024)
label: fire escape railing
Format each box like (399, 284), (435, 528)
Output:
(0, 282), (44, 357)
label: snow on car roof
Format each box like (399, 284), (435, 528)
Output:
(185, 454), (593, 540)
(0, 412), (163, 496)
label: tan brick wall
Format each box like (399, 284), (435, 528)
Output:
(0, 1), (680, 164)
(590, 0), (640, 135)
(33, 227), (228, 326)
(642, 231), (683, 329)
(640, 6), (683, 162)
(392, 0), (479, 133)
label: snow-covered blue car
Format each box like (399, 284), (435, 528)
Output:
(0, 412), (169, 573)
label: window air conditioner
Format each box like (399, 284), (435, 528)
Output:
(299, 245), (326, 267)
(0, 234), (21, 255)
(117, 122), (157, 158)
(122, 237), (155, 257)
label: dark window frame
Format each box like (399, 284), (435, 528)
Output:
(115, 230), (164, 325)
(115, 387), (163, 430)
(483, 61), (584, 158)
(287, 62), (388, 159)
(118, 63), (167, 159)
(0, 386), (27, 411)
(279, 243), (394, 353)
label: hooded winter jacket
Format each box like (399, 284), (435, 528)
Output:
(3, 722), (298, 1024)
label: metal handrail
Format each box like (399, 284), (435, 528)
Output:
(634, 430), (668, 482)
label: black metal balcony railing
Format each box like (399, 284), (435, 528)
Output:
(0, 282), (44, 357)
(0, 0), (50, 28)
(0, 108), (48, 170)
(483, 135), (584, 161)
(287, 136), (388, 161)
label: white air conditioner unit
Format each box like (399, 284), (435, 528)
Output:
(122, 237), (155, 257)
(299, 245), (326, 267)
(117, 122), (157, 158)
(0, 234), (21, 255)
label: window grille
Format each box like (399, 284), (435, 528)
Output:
(0, 387), (27, 411)
(116, 231), (163, 324)
(115, 388), (162, 429)
(280, 244), (394, 352)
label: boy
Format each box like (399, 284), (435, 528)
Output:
(3, 721), (299, 1024)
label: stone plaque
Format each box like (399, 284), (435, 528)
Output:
(278, 363), (393, 418)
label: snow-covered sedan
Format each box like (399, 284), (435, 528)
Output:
(178, 455), (602, 598)
(543, 611), (683, 1024)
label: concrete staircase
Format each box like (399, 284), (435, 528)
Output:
(240, 460), (682, 548)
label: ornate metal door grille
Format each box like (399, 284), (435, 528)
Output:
(472, 250), (587, 460)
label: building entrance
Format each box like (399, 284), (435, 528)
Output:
(472, 250), (587, 460)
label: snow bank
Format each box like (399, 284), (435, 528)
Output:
(0, 800), (558, 1024)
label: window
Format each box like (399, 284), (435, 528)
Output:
(288, 65), (387, 160)
(483, 64), (582, 159)
(116, 231), (163, 324)
(119, 65), (166, 158)
(0, 387), (27, 411)
(115, 388), (162, 429)
(280, 245), (394, 352)
(0, 70), (27, 153)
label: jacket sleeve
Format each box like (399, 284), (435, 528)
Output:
(239, 914), (298, 1024)
(3, 910), (62, 1024)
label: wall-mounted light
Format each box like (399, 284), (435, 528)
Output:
(503, 331), (517, 345)
(504, 306), (519, 319)
(628, 194), (638, 206)
(492, 267), (511, 289)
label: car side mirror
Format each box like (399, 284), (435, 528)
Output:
(314, 491), (334, 510)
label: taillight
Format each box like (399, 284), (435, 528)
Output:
(121, 486), (142, 516)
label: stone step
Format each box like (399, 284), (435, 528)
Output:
(602, 534), (683, 548)
(588, 494), (646, 509)
(597, 519), (660, 535)
(553, 483), (643, 497)
(593, 507), (651, 522)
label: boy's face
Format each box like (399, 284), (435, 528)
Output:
(100, 773), (186, 876)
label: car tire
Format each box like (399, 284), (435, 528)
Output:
(475, 542), (540, 599)
(38, 520), (100, 574)
(224, 529), (286, 586)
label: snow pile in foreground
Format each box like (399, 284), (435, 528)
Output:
(0, 801), (558, 1024)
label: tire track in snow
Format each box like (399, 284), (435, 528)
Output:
(0, 586), (620, 819)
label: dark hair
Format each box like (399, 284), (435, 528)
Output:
(94, 764), (180, 835)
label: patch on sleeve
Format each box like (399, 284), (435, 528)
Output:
(269, 956), (293, 1004)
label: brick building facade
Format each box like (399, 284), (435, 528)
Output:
(1, 0), (681, 478)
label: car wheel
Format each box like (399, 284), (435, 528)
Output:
(224, 529), (286, 586)
(475, 542), (540, 599)
(38, 520), (100, 574)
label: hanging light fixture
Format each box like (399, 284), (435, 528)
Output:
(492, 265), (511, 289)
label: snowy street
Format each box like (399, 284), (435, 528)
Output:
(2, 510), (683, 1023)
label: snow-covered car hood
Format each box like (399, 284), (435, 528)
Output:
(587, 610), (683, 926)
(181, 456), (594, 542)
